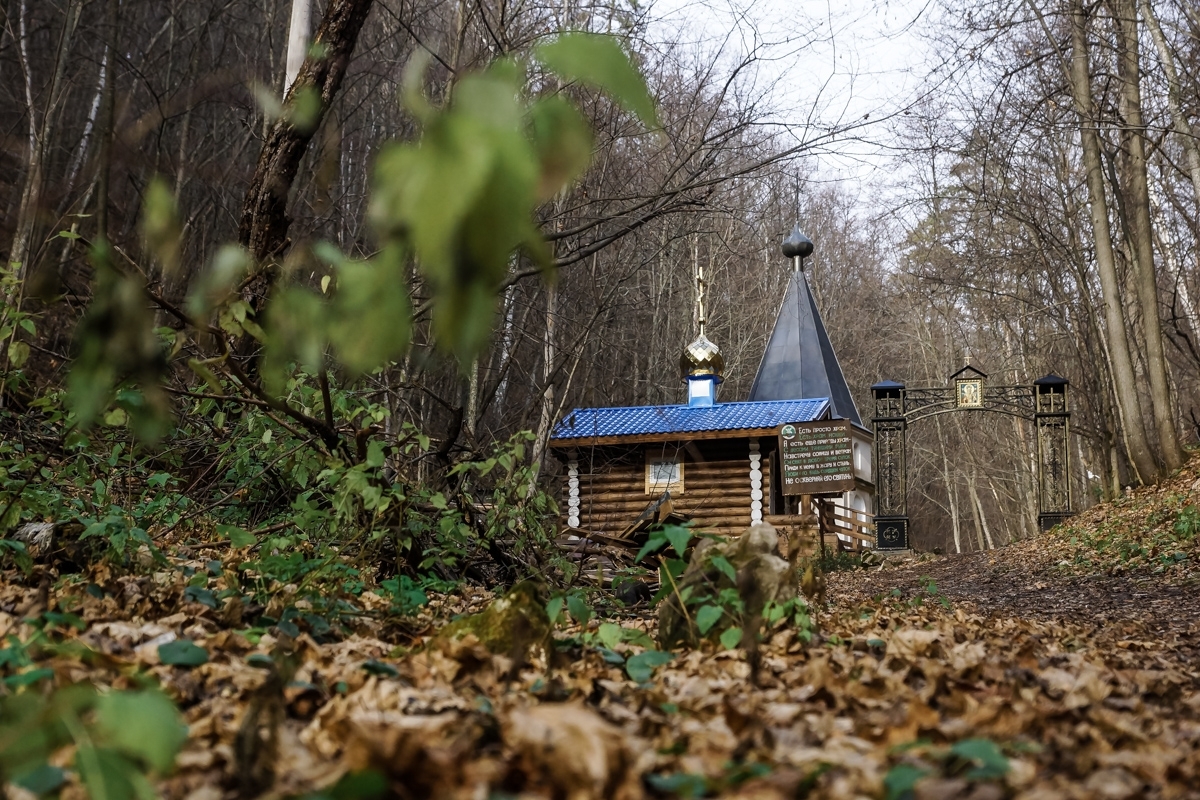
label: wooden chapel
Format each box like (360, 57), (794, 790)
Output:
(550, 227), (875, 552)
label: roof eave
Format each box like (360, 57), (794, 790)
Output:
(549, 425), (805, 448)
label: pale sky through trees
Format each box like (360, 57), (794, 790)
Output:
(647, 0), (936, 192)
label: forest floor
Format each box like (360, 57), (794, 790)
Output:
(1, 454), (1198, 800)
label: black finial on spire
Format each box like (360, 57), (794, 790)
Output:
(782, 225), (814, 260)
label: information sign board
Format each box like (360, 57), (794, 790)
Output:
(778, 419), (855, 496)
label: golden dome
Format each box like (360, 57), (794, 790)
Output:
(680, 334), (725, 379)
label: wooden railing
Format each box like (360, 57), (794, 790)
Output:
(762, 496), (875, 555)
(818, 499), (875, 551)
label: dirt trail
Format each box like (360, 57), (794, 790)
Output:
(830, 547), (1200, 668)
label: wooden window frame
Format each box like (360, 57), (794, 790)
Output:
(645, 451), (685, 495)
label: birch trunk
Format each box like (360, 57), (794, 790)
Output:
(1140, 0), (1200, 212)
(284, 0), (312, 96)
(967, 474), (996, 550)
(932, 414), (962, 553)
(238, 0), (375, 264)
(9, 0), (82, 281)
(527, 284), (558, 495)
(1067, 0), (1159, 484)
(1113, 0), (1183, 470)
(1149, 186), (1200, 342)
(95, 0), (119, 242)
(492, 285), (517, 413)
(62, 52), (106, 201)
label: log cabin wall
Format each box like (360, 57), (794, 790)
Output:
(562, 437), (770, 537)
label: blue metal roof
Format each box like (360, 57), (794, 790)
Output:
(551, 398), (830, 442)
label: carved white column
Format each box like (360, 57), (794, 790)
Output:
(749, 440), (763, 524)
(567, 450), (580, 529)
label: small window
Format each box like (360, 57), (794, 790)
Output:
(853, 440), (872, 481)
(645, 453), (684, 495)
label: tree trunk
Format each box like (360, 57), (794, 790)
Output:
(1113, 0), (1183, 470)
(1149, 185), (1200, 347)
(1140, 0), (1200, 353)
(1067, 0), (1159, 484)
(9, 0), (82, 282)
(932, 414), (962, 553)
(1140, 0), (1200, 217)
(967, 474), (996, 550)
(95, 0), (120, 244)
(527, 284), (558, 495)
(238, 0), (374, 266)
(491, 285), (519, 414)
(284, 0), (312, 96)
(465, 357), (480, 439)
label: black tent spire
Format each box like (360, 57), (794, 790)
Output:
(747, 227), (861, 425)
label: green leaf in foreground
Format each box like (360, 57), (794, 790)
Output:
(645, 771), (707, 797)
(95, 690), (187, 772)
(710, 554), (737, 583)
(597, 647), (626, 665)
(217, 524), (256, 549)
(362, 660), (400, 678)
(597, 622), (623, 650)
(695, 604), (724, 635)
(183, 586), (218, 608)
(719, 626), (743, 650)
(662, 524), (692, 558)
(158, 639), (208, 667)
(13, 763), (67, 795)
(535, 33), (658, 128)
(302, 768), (389, 800)
(545, 595), (564, 624)
(75, 746), (157, 800)
(883, 763), (927, 800)
(950, 738), (1010, 780)
(4, 668), (54, 688)
(625, 649), (674, 683)
(635, 529), (668, 563)
(566, 593), (592, 626)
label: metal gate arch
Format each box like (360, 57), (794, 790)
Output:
(871, 365), (1072, 550)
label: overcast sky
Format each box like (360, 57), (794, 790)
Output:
(645, 0), (940, 196)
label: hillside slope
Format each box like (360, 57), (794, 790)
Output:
(832, 453), (1200, 657)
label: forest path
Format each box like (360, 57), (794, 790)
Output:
(829, 545), (1200, 671)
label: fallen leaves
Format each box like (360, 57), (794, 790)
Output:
(2, 571), (1199, 800)
(504, 704), (646, 800)
(0, 457), (1198, 798)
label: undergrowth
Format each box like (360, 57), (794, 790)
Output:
(1055, 485), (1198, 575)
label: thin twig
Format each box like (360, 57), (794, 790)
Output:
(164, 386), (273, 408)
(160, 437), (316, 539)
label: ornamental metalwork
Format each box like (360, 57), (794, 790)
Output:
(871, 367), (1073, 550)
(874, 420), (906, 517)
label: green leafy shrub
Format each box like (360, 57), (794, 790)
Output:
(1174, 505), (1199, 540)
(639, 524), (813, 649)
(0, 685), (186, 799)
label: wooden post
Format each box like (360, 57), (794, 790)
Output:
(800, 494), (822, 558)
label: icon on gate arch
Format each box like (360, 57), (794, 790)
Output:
(956, 380), (982, 408)
(951, 365), (986, 408)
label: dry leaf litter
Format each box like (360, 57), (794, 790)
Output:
(0, 456), (1197, 799)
